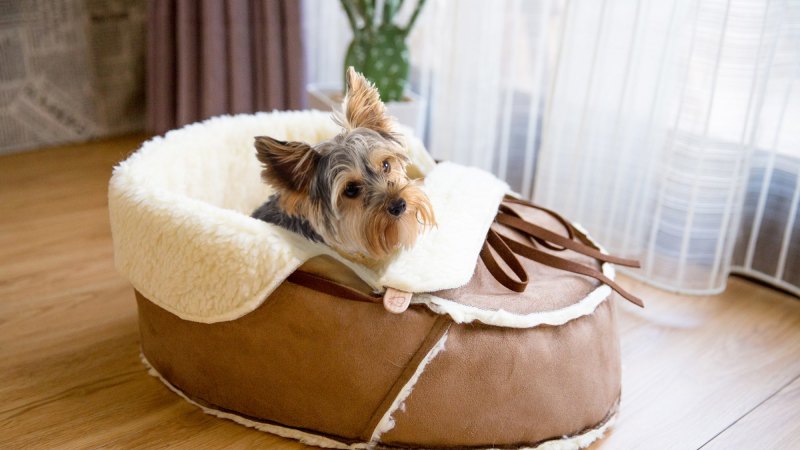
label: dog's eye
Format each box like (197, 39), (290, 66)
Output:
(382, 159), (391, 173)
(344, 182), (361, 198)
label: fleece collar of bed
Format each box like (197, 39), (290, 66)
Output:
(108, 112), (509, 323)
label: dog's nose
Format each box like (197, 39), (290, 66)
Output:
(387, 198), (406, 217)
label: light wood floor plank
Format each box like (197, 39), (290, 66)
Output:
(591, 278), (800, 449)
(702, 375), (800, 449)
(1, 136), (799, 449)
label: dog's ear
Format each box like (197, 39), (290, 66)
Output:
(341, 67), (394, 135)
(255, 136), (320, 195)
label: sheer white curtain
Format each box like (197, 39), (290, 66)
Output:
(302, 0), (552, 189)
(535, 0), (800, 295)
(302, 0), (800, 296)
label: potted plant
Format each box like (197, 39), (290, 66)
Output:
(307, 0), (428, 136)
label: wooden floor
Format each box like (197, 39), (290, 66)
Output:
(1, 135), (799, 449)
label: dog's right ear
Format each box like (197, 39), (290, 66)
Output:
(255, 136), (320, 195)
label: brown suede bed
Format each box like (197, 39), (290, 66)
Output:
(135, 202), (628, 450)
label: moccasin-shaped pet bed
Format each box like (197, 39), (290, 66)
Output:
(109, 111), (642, 450)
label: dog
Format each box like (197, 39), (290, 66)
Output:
(252, 67), (435, 267)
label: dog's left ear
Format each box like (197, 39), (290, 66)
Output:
(341, 67), (395, 135)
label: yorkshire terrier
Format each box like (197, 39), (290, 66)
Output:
(252, 67), (435, 267)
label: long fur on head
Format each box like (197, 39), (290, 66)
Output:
(253, 68), (435, 265)
(334, 67), (398, 139)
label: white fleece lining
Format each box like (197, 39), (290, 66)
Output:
(109, 112), (507, 323)
(140, 351), (614, 450)
(534, 416), (615, 450)
(376, 163), (509, 293)
(369, 331), (450, 443)
(110, 112), (621, 327)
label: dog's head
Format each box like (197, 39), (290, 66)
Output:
(255, 68), (435, 261)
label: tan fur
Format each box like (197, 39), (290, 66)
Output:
(340, 67), (396, 135)
(368, 148), (409, 178)
(277, 191), (308, 217)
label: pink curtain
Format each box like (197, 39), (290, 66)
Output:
(146, 0), (305, 135)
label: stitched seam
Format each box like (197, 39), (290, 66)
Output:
(360, 315), (452, 441)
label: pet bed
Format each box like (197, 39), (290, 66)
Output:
(109, 111), (641, 449)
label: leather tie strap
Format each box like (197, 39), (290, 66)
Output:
(481, 196), (645, 308)
(480, 229), (529, 292)
(498, 233), (645, 308)
(287, 271), (383, 304)
(496, 210), (640, 268)
(502, 196), (575, 248)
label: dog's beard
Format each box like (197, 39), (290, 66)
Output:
(359, 185), (435, 260)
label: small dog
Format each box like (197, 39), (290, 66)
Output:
(252, 68), (435, 267)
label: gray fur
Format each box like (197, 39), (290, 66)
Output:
(251, 195), (323, 243)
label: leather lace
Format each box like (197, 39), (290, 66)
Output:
(480, 196), (645, 308)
